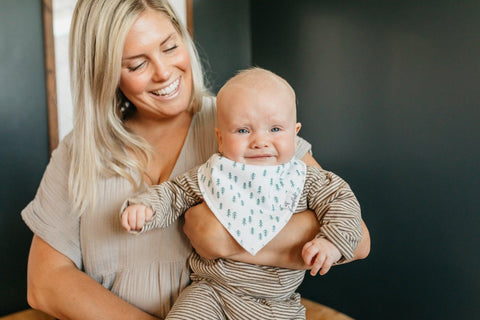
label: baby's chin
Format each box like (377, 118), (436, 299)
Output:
(240, 156), (282, 166)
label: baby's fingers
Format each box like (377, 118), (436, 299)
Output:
(121, 210), (131, 231)
(310, 253), (326, 276)
(135, 209), (145, 230)
(135, 207), (154, 230)
(121, 205), (148, 231)
(145, 207), (154, 222)
(301, 241), (317, 266)
(127, 209), (137, 230)
(318, 256), (336, 276)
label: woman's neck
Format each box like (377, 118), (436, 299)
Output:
(126, 111), (191, 141)
(126, 111), (193, 185)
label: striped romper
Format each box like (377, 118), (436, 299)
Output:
(122, 158), (362, 320)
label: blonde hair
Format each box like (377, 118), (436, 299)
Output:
(69, 0), (210, 215)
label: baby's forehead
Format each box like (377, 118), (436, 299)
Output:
(220, 71), (294, 100)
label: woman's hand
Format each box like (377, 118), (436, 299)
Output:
(27, 235), (158, 320)
(183, 202), (244, 259)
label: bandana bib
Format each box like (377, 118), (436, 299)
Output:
(198, 154), (306, 255)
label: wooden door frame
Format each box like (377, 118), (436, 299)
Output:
(42, 0), (58, 154)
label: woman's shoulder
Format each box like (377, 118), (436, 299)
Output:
(196, 95), (217, 119)
(191, 95), (217, 140)
(189, 95), (219, 163)
(47, 131), (74, 167)
(53, 131), (74, 153)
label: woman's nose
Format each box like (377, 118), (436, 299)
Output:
(151, 59), (171, 82)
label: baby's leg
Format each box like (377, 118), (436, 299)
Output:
(219, 287), (306, 320)
(166, 281), (227, 320)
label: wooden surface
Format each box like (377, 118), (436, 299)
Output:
(1, 298), (352, 320)
(0, 309), (54, 320)
(302, 298), (354, 320)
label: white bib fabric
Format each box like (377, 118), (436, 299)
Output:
(198, 154), (306, 255)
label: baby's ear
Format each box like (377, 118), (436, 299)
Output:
(295, 122), (302, 134)
(215, 128), (223, 153)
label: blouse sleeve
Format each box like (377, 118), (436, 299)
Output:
(21, 134), (83, 269)
(295, 136), (312, 159)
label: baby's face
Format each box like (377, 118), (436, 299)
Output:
(216, 75), (300, 166)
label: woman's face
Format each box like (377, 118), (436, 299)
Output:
(120, 9), (193, 120)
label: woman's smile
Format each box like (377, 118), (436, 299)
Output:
(151, 76), (181, 98)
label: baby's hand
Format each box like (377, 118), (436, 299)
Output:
(302, 237), (342, 276)
(121, 204), (153, 232)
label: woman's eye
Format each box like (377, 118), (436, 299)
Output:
(164, 45), (178, 53)
(238, 128), (249, 134)
(271, 127), (281, 132)
(128, 62), (145, 72)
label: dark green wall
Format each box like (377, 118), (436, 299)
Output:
(251, 1), (479, 319)
(0, 0), (49, 315)
(196, 0), (480, 319)
(193, 1), (251, 93)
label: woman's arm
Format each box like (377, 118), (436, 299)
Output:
(184, 205), (370, 268)
(27, 235), (158, 320)
(183, 152), (370, 268)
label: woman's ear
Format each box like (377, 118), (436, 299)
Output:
(215, 128), (223, 153)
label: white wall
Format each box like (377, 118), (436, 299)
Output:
(53, 0), (188, 141)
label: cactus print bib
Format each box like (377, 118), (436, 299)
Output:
(198, 154), (306, 255)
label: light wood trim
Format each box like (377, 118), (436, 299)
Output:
(186, 0), (194, 38)
(42, 0), (59, 154)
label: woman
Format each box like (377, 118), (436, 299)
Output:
(22, 0), (370, 319)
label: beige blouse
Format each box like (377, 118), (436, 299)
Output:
(21, 97), (312, 318)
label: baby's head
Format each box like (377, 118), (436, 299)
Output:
(215, 67), (301, 166)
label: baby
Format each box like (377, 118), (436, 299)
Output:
(120, 67), (362, 320)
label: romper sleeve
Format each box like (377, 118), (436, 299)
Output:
(305, 166), (362, 263)
(21, 134), (83, 269)
(120, 167), (203, 233)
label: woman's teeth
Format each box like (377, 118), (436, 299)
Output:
(152, 78), (180, 96)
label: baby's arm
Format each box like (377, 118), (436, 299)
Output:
(302, 166), (363, 275)
(120, 167), (203, 233)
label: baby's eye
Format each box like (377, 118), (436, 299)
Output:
(238, 128), (249, 134)
(271, 127), (281, 132)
